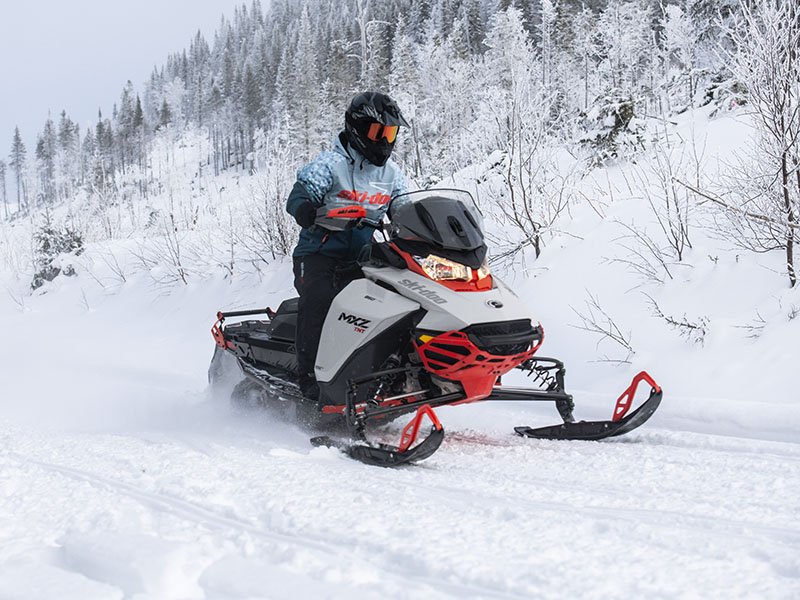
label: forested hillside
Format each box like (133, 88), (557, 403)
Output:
(0, 0), (797, 291)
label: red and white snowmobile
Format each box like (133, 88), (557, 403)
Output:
(209, 189), (663, 467)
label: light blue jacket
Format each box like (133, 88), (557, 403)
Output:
(286, 133), (408, 260)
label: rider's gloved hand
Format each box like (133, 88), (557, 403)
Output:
(294, 201), (317, 229)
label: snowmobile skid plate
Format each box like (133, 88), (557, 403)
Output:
(310, 404), (445, 467)
(514, 371), (663, 441)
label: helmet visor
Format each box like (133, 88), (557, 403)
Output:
(366, 122), (398, 143)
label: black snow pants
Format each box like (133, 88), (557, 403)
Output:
(292, 254), (361, 399)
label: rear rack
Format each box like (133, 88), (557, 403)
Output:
(212, 307), (273, 350)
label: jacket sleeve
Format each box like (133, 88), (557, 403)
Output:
(285, 181), (313, 219)
(285, 154), (336, 218)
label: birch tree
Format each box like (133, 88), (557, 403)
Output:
(719, 0), (800, 287)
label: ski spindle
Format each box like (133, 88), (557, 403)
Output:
(399, 405), (442, 453)
(613, 371), (661, 422)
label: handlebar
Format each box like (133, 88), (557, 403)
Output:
(314, 205), (384, 233)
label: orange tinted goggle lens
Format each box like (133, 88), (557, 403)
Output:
(367, 123), (398, 143)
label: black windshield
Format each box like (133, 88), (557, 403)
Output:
(389, 189), (484, 252)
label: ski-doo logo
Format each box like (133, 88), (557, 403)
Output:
(398, 279), (448, 304)
(337, 189), (391, 205)
(339, 312), (371, 333)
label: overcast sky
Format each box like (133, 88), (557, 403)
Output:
(0, 0), (249, 155)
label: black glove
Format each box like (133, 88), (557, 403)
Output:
(294, 201), (317, 229)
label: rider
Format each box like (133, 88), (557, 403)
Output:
(286, 91), (410, 401)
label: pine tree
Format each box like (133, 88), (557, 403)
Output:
(0, 159), (7, 218)
(408, 0), (433, 42)
(661, 0), (699, 107)
(364, 18), (390, 89)
(459, 0), (486, 54)
(9, 127), (27, 213)
(57, 111), (80, 198)
(188, 31), (211, 126)
(131, 95), (146, 174)
(540, 0), (558, 87)
(35, 116), (57, 205)
(117, 81), (137, 174)
(596, 0), (653, 93)
(570, 3), (600, 111)
(94, 111), (115, 191)
(518, 0), (543, 42)
(159, 99), (173, 130)
(290, 4), (321, 159)
(222, 44), (237, 100)
(242, 63), (263, 142)
(81, 128), (96, 190)
(429, 0), (456, 39)
(484, 6), (534, 93)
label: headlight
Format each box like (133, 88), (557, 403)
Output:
(414, 255), (472, 281)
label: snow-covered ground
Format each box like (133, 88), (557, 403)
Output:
(1, 107), (799, 599)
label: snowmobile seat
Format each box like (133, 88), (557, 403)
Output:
(276, 297), (299, 315)
(269, 312), (297, 342)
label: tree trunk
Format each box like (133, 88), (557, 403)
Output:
(782, 151), (796, 286)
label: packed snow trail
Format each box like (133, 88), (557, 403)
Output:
(1, 410), (798, 599)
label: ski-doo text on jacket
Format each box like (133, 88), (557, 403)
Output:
(286, 133), (408, 260)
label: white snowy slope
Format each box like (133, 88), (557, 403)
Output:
(1, 108), (799, 599)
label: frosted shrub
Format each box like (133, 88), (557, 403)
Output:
(31, 225), (84, 290)
(578, 89), (645, 165)
(701, 72), (747, 114)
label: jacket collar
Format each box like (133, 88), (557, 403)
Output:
(335, 131), (365, 165)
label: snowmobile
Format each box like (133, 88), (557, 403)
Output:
(208, 189), (663, 467)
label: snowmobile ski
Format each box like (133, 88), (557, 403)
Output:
(310, 404), (445, 467)
(514, 371), (662, 441)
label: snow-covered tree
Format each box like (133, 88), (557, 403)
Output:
(288, 4), (323, 160)
(35, 117), (58, 206)
(9, 127), (27, 213)
(0, 159), (7, 218)
(570, 3), (601, 111)
(596, 0), (653, 94)
(661, 1), (700, 109)
(539, 0), (558, 88)
(716, 0), (800, 287)
(56, 111), (81, 200)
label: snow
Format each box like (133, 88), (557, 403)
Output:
(1, 108), (799, 599)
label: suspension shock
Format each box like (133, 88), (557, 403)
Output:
(369, 354), (402, 405)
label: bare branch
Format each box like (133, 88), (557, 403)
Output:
(643, 292), (709, 345)
(570, 291), (634, 364)
(675, 177), (799, 229)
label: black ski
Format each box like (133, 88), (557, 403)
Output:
(310, 426), (445, 467)
(515, 385), (663, 441)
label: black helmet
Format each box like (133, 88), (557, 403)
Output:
(345, 91), (409, 166)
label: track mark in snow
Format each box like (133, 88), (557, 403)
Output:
(8, 452), (337, 552)
(5, 452), (531, 600)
